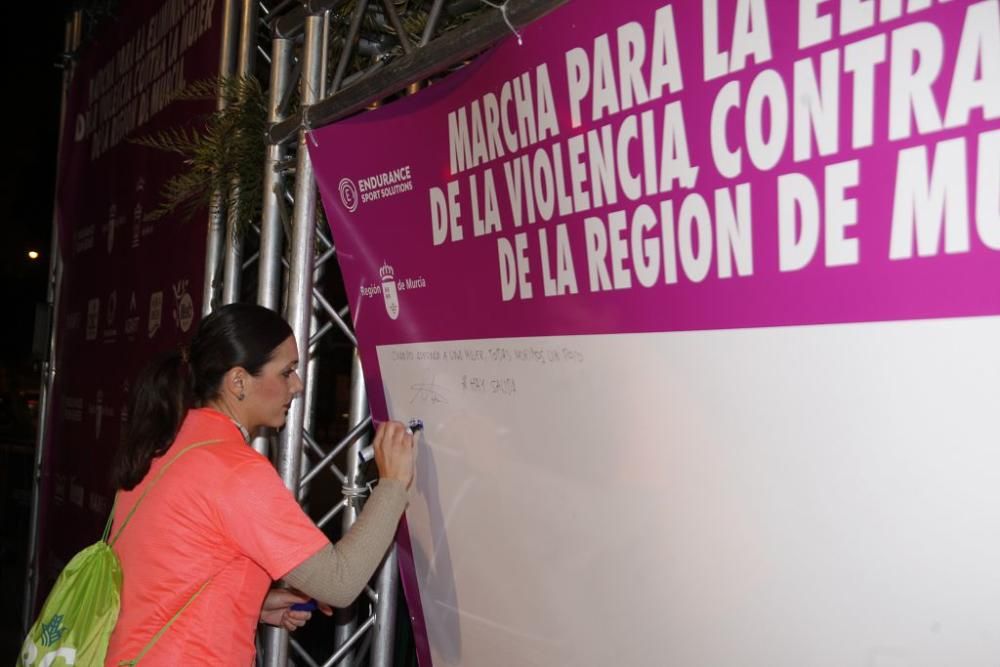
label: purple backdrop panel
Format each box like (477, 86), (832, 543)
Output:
(37, 0), (223, 599)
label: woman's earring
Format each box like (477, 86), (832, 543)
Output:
(237, 392), (245, 401)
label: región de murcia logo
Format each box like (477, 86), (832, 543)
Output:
(380, 263), (399, 320)
(359, 262), (428, 321)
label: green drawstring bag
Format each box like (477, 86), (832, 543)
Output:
(18, 440), (220, 667)
(18, 537), (121, 667)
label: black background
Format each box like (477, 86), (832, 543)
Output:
(3, 2), (73, 375)
(2, 2), (75, 660)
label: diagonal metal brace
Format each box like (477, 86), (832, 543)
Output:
(299, 415), (372, 489)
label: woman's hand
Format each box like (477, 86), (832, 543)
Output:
(373, 420), (415, 488)
(260, 588), (332, 632)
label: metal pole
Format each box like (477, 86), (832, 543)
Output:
(334, 352), (370, 665)
(370, 546), (400, 667)
(23, 209), (63, 633)
(235, 0), (259, 117)
(251, 36), (293, 461)
(221, 0), (260, 305)
(23, 11), (81, 630)
(203, 0), (240, 315)
(300, 257), (326, 475)
(299, 15), (330, 470)
(258, 37), (292, 312)
(419, 0), (447, 46)
(297, 299), (324, 506)
(266, 13), (326, 667)
(331, 0), (368, 94)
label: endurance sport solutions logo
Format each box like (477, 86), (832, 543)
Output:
(339, 165), (413, 212)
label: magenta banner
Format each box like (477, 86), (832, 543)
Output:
(314, 0), (1000, 389)
(38, 0), (222, 598)
(311, 1), (1000, 665)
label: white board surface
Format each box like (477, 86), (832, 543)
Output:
(377, 317), (1000, 667)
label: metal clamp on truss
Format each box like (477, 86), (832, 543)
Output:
(341, 480), (373, 507)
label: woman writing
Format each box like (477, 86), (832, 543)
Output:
(104, 303), (414, 665)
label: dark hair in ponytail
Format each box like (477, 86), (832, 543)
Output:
(111, 303), (293, 489)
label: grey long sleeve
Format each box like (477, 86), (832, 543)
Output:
(283, 479), (408, 607)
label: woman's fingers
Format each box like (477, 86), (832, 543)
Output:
(373, 420), (415, 487)
(283, 610), (311, 631)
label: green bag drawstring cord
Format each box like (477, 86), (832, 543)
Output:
(117, 577), (215, 666)
(101, 495), (118, 543)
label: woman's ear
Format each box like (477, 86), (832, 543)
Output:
(224, 367), (249, 401)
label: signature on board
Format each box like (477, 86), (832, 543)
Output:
(409, 377), (448, 405)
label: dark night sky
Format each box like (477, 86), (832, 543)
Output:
(2, 3), (75, 373)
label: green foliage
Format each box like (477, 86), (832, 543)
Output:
(131, 75), (268, 239)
